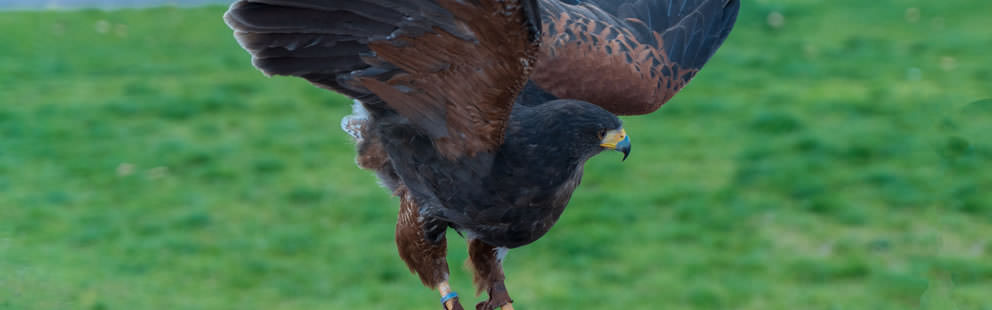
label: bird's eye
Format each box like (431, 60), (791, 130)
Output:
(598, 129), (607, 139)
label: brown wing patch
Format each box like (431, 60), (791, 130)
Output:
(226, 0), (541, 159)
(528, 0), (740, 115)
(362, 0), (541, 158)
(531, 11), (696, 115)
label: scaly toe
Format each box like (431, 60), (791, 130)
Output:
(475, 299), (512, 310)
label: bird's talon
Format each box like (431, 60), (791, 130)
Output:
(475, 298), (513, 310)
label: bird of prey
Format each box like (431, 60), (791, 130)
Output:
(224, 0), (739, 309)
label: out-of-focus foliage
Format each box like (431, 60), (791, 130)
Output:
(1, 1), (989, 309)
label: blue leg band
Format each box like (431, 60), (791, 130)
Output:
(440, 291), (458, 304)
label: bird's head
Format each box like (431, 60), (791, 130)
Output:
(531, 100), (631, 161)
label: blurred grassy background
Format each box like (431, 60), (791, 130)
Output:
(1, 0), (990, 309)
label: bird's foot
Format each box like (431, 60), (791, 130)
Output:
(475, 300), (512, 310)
(475, 283), (513, 310)
(475, 299), (512, 310)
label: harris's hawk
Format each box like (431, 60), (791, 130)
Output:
(224, 0), (739, 309)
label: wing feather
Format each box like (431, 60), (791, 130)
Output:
(534, 0), (739, 115)
(225, 0), (542, 158)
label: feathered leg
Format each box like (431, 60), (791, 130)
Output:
(468, 239), (514, 310)
(395, 187), (464, 310)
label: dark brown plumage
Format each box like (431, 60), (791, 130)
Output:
(225, 0), (738, 309)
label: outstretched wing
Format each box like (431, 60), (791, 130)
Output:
(533, 0), (740, 115)
(225, 0), (542, 158)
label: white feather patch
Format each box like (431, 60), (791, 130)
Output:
(340, 99), (369, 142)
(494, 247), (509, 263)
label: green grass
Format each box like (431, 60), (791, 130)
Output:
(1, 1), (990, 309)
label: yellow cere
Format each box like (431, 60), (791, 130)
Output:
(599, 128), (627, 149)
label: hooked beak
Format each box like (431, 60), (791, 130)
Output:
(600, 128), (632, 161)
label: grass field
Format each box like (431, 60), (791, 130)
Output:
(1, 1), (990, 309)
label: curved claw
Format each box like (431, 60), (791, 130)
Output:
(475, 289), (513, 310)
(476, 301), (512, 310)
